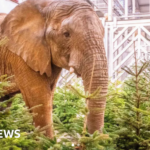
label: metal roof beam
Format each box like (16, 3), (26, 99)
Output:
(114, 0), (125, 14)
(104, 0), (124, 16)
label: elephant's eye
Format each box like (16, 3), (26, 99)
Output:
(63, 31), (70, 38)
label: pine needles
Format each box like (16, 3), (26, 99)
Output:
(105, 42), (150, 150)
(53, 80), (111, 150)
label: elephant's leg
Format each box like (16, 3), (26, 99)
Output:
(17, 74), (53, 137)
(11, 58), (55, 138)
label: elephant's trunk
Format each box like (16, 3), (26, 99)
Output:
(81, 37), (108, 134)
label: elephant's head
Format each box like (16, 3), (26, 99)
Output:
(1, 0), (108, 134)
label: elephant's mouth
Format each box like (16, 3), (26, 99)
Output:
(73, 70), (81, 78)
(69, 66), (81, 77)
(76, 73), (81, 78)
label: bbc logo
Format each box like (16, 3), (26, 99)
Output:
(0, 130), (20, 138)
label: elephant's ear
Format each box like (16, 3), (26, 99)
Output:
(1, 1), (51, 77)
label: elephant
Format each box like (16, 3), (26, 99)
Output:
(0, 0), (108, 138)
